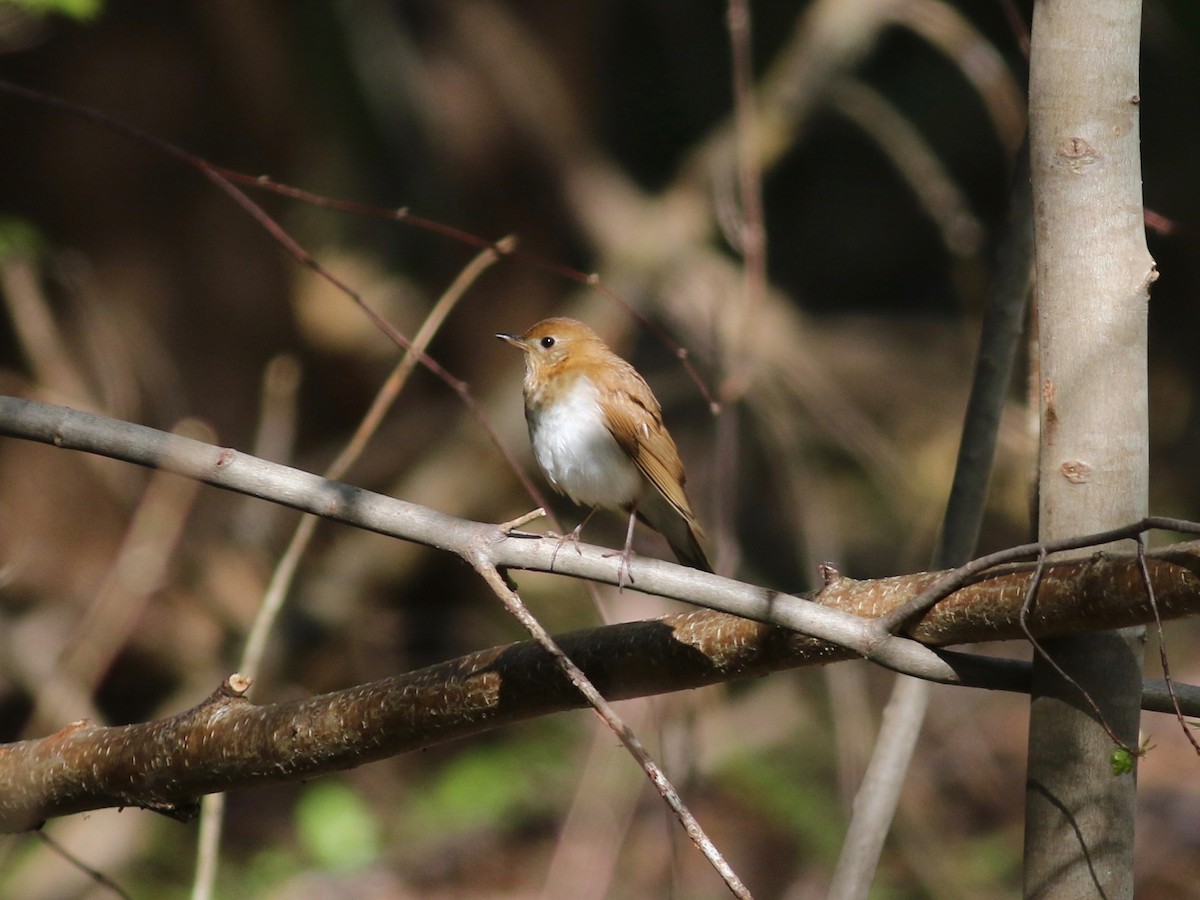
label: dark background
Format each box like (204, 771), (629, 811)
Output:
(1, 1), (1198, 896)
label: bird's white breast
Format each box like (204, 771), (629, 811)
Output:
(527, 375), (643, 509)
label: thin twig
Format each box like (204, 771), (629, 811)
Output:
(827, 675), (930, 900)
(828, 143), (1032, 899)
(233, 354), (301, 544)
(239, 237), (515, 682)
(708, 0), (766, 581)
(0, 77), (549, 533)
(34, 829), (131, 900)
(191, 793), (224, 900)
(24, 422), (206, 736)
(216, 167), (720, 413)
(878, 516), (1200, 634)
(6, 398), (1200, 690)
(1017, 550), (1046, 645)
(0, 79), (437, 380)
(725, 0), (768, 389)
(1018, 550), (1133, 753)
(191, 239), (515, 900)
(472, 560), (752, 899)
(1137, 540), (1200, 755)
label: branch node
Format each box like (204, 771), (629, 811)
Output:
(817, 562), (842, 589)
(497, 507), (546, 534)
(224, 674), (253, 697)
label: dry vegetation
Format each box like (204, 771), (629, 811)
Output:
(0, 1), (1199, 897)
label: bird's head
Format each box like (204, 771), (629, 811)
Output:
(496, 318), (608, 386)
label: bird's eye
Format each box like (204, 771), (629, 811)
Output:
(540, 336), (556, 349)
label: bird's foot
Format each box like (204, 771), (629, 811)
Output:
(546, 523), (585, 568)
(600, 506), (641, 590)
(601, 546), (636, 590)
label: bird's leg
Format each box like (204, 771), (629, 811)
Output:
(601, 503), (639, 589)
(548, 508), (596, 568)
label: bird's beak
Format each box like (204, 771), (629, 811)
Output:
(496, 332), (527, 350)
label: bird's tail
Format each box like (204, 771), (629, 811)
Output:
(637, 494), (713, 573)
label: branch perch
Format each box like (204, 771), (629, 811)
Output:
(2, 396), (1200, 832)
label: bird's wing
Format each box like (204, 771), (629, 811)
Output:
(600, 363), (693, 520)
(599, 361), (712, 572)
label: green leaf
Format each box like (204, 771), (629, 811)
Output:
(1110, 747), (1135, 777)
(2, 0), (104, 21)
(0, 217), (43, 262)
(295, 781), (382, 870)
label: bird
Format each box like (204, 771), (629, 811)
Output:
(496, 317), (711, 583)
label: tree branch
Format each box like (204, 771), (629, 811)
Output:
(4, 396), (1199, 676)
(2, 395), (1200, 832)
(0, 586), (1196, 834)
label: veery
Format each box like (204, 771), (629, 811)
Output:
(497, 317), (711, 581)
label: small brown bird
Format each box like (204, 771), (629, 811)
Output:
(497, 317), (711, 582)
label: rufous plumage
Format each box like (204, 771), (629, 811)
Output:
(497, 317), (711, 582)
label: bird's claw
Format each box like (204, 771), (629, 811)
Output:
(601, 548), (636, 590)
(546, 524), (585, 568)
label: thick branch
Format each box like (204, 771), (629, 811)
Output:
(0, 545), (1198, 832)
(2, 396), (1200, 832)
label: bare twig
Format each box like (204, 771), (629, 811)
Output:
(3, 398), (1200, 682)
(192, 238), (515, 900)
(471, 562), (752, 899)
(216, 167), (721, 412)
(724, 0), (768, 382)
(877, 516), (1200, 635)
(191, 793), (223, 900)
(24, 423), (206, 736)
(0, 76), (547, 546)
(233, 354), (302, 545)
(828, 137), (1032, 899)
(1138, 540), (1200, 756)
(239, 237), (515, 682)
(1018, 551), (1134, 752)
(827, 675), (930, 900)
(827, 79), (984, 257)
(34, 829), (131, 900)
(0, 78), (440, 378)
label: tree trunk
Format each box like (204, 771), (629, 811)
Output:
(1024, 1), (1156, 897)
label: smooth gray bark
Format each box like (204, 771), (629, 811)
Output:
(1024, 1), (1156, 896)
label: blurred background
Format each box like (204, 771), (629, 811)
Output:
(0, 0), (1199, 897)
